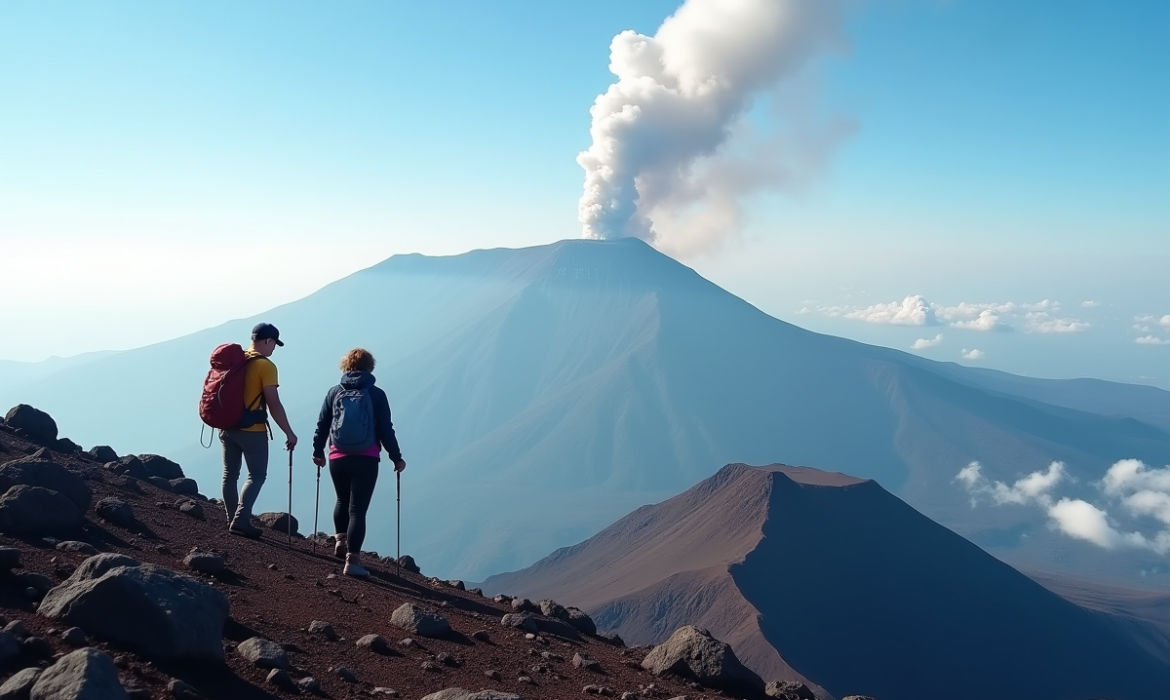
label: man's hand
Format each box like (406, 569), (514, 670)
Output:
(312, 455), (326, 468)
(285, 433), (298, 451)
(393, 458), (406, 473)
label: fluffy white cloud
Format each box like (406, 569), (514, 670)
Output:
(956, 461), (1066, 507)
(961, 348), (984, 360)
(1047, 498), (1149, 550)
(841, 295), (937, 326)
(951, 310), (1008, 332)
(957, 459), (1170, 555)
(1081, 300), (1100, 308)
(1135, 336), (1170, 346)
(1162, 315), (1170, 328)
(911, 334), (943, 350)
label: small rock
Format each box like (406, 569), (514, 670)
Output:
(622, 694), (639, 700)
(765, 681), (816, 700)
(236, 637), (289, 669)
(399, 637), (418, 648)
(493, 594), (512, 604)
(446, 579), (466, 590)
(4, 620), (29, 641)
(266, 669), (295, 689)
(518, 676), (534, 685)
(472, 629), (491, 642)
(28, 647), (126, 700)
(298, 677), (322, 692)
(55, 541), (99, 555)
(178, 500), (204, 519)
(396, 554), (421, 573)
(542, 651), (565, 661)
(583, 687), (615, 697)
(183, 552), (224, 574)
(308, 620), (338, 641)
(390, 603), (451, 637)
(24, 587), (39, 600)
(421, 661), (442, 672)
(574, 653), (602, 672)
(435, 651), (456, 666)
(485, 670), (501, 680)
(511, 597), (539, 613)
(0, 631), (19, 663)
(61, 627), (87, 646)
(95, 497), (135, 527)
(372, 688), (400, 697)
(257, 512), (298, 535)
(356, 634), (391, 654)
(87, 445), (119, 462)
(502, 613), (539, 634)
(332, 666), (358, 682)
(168, 678), (201, 699)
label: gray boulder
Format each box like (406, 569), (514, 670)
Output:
(0, 667), (42, 699)
(0, 486), (82, 535)
(420, 689), (472, 700)
(641, 626), (762, 692)
(257, 512), (298, 535)
(356, 634), (391, 653)
(168, 478), (199, 496)
(86, 446), (118, 463)
(568, 608), (597, 636)
(390, 603), (450, 637)
(534, 617), (579, 640)
(53, 439), (81, 455)
(138, 454), (183, 480)
(105, 456), (147, 480)
(237, 637), (289, 669)
(38, 553), (229, 660)
(397, 555), (421, 573)
(511, 598), (539, 613)
(538, 600), (569, 621)
(94, 498), (135, 527)
(0, 458), (92, 513)
(177, 499), (204, 519)
(29, 647), (129, 700)
(4, 405), (57, 444)
(500, 613), (539, 634)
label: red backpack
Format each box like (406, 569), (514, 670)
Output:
(199, 343), (258, 430)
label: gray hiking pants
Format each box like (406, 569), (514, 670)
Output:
(220, 429), (269, 524)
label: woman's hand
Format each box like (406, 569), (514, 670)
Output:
(312, 455), (326, 468)
(393, 458), (406, 473)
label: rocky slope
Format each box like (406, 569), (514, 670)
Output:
(484, 463), (1170, 700)
(0, 406), (855, 700)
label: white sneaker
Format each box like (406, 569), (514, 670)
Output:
(343, 555), (369, 578)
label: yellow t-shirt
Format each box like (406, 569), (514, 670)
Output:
(241, 351), (279, 433)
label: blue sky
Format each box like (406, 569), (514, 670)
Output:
(1, 0), (1167, 386)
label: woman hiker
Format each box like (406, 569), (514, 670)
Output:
(311, 348), (406, 578)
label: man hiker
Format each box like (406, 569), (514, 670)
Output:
(221, 322), (297, 537)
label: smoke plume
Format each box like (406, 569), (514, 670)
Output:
(577, 0), (852, 254)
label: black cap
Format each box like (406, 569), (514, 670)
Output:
(252, 323), (284, 347)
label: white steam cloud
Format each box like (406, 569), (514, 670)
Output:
(577, 0), (852, 253)
(957, 459), (1170, 554)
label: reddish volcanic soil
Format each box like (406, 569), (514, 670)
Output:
(0, 426), (726, 700)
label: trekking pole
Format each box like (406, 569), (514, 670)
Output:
(312, 463), (321, 554)
(396, 469), (401, 578)
(287, 447), (294, 548)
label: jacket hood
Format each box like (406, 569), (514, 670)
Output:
(340, 371), (375, 389)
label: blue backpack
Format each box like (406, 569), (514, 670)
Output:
(329, 386), (376, 454)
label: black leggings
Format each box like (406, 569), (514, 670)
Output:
(328, 455), (379, 554)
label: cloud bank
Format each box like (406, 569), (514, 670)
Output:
(818, 295), (1093, 335)
(957, 460), (1170, 554)
(577, 0), (853, 254)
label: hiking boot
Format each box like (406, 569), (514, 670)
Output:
(333, 535), (348, 560)
(343, 554), (369, 578)
(229, 518), (262, 539)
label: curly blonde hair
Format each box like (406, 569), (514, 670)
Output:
(339, 348), (376, 373)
